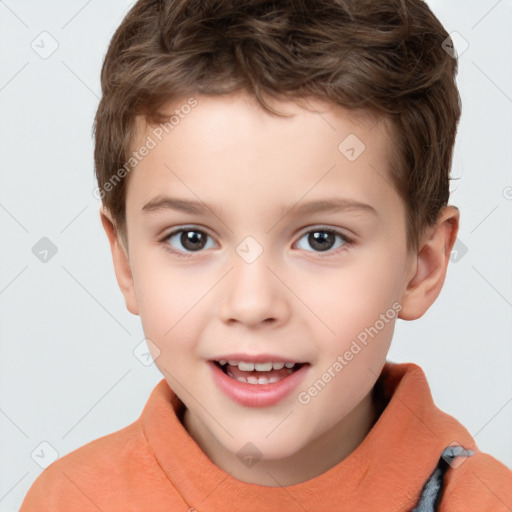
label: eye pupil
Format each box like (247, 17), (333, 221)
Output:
(309, 231), (334, 251)
(181, 230), (206, 251)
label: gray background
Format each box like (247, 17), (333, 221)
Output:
(1, 1), (511, 510)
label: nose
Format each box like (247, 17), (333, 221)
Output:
(218, 252), (291, 328)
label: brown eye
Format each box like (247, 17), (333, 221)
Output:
(308, 231), (335, 251)
(164, 228), (215, 254)
(296, 228), (350, 253)
(180, 230), (207, 251)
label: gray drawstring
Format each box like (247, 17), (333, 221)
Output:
(411, 445), (474, 511)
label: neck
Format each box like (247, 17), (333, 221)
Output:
(182, 388), (379, 486)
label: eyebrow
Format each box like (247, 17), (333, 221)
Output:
(142, 196), (378, 218)
(142, 196), (225, 217)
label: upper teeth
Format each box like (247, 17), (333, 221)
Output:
(218, 360), (296, 371)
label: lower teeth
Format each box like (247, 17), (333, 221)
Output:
(226, 368), (282, 384)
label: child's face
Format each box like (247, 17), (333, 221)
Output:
(113, 92), (418, 482)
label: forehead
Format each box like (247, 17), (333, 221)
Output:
(126, 92), (398, 215)
(132, 91), (393, 156)
(133, 92), (390, 149)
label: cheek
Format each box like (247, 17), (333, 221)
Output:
(298, 254), (406, 350)
(130, 252), (206, 347)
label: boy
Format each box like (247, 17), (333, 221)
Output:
(21, 0), (512, 510)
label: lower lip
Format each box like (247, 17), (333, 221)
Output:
(208, 361), (309, 408)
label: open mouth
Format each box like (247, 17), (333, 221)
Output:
(213, 360), (307, 385)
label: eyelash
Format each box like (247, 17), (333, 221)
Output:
(160, 226), (353, 259)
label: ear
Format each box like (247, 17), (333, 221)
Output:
(99, 207), (139, 316)
(399, 206), (459, 320)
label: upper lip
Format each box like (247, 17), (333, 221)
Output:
(209, 353), (308, 364)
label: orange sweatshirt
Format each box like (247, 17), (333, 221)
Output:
(20, 361), (512, 511)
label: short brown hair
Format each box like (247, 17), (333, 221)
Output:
(94, 0), (461, 250)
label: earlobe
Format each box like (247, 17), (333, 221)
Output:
(399, 206), (459, 320)
(99, 207), (139, 316)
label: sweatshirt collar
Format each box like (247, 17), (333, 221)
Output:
(141, 361), (476, 511)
